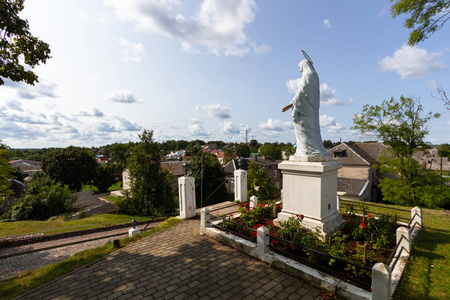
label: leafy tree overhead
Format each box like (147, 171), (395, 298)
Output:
(223, 148), (235, 165)
(6, 172), (75, 221)
(247, 161), (279, 200)
(438, 143), (450, 158)
(390, 0), (450, 45)
(122, 130), (175, 216)
(42, 146), (97, 191)
(0, 0), (51, 85)
(190, 152), (229, 207)
(352, 96), (449, 208)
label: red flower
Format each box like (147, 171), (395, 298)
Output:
(360, 222), (367, 229)
(301, 214), (304, 220)
(367, 214), (371, 218)
(230, 214), (233, 217)
(262, 203), (265, 207)
(267, 221), (271, 225)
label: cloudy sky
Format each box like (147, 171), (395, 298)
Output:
(1, 0), (449, 148)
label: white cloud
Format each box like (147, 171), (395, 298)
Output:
(286, 80), (353, 105)
(104, 0), (260, 56)
(197, 103), (231, 119)
(253, 43), (271, 55)
(323, 19), (332, 29)
(188, 123), (208, 136)
(106, 90), (138, 103)
(115, 36), (144, 62)
(221, 121), (241, 134)
(379, 45), (447, 79)
(116, 117), (141, 131)
(285, 78), (301, 94)
(4, 79), (58, 99)
(320, 115), (344, 133)
(259, 118), (292, 131)
(320, 83), (354, 105)
(78, 108), (104, 117)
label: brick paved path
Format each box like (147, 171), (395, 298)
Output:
(0, 223), (161, 281)
(18, 219), (323, 300)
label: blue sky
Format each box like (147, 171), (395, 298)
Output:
(1, 0), (449, 148)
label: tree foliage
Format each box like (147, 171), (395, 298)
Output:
(42, 146), (97, 191)
(223, 148), (235, 165)
(122, 130), (175, 216)
(5, 172), (75, 220)
(438, 143), (450, 158)
(390, 0), (450, 45)
(92, 163), (122, 192)
(258, 144), (282, 160)
(247, 161), (278, 200)
(190, 152), (229, 207)
(0, 147), (14, 199)
(0, 0), (51, 85)
(235, 144), (250, 158)
(352, 96), (448, 208)
(110, 142), (134, 169)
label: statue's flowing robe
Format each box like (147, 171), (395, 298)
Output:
(290, 60), (329, 156)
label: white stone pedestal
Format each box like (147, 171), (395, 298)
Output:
(234, 170), (248, 202)
(275, 155), (345, 239)
(179, 176), (196, 219)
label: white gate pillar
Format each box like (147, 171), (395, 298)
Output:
(234, 170), (248, 202)
(179, 176), (196, 219)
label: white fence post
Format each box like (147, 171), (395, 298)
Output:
(200, 208), (210, 235)
(411, 207), (423, 229)
(256, 226), (269, 259)
(396, 227), (411, 257)
(234, 170), (248, 202)
(250, 195), (258, 209)
(372, 263), (391, 300)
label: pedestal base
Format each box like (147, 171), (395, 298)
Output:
(276, 158), (344, 239)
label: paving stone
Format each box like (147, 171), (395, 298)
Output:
(11, 216), (325, 300)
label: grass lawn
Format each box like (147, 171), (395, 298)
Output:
(102, 195), (121, 203)
(340, 200), (449, 299)
(80, 181), (122, 193)
(0, 217), (181, 300)
(0, 213), (154, 237)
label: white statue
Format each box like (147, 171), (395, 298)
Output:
(282, 53), (329, 157)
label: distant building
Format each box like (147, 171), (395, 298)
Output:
(328, 142), (387, 202)
(8, 159), (42, 177)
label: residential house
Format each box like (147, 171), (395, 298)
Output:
(328, 142), (387, 202)
(8, 159), (42, 178)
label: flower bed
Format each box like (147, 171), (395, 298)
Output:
(220, 201), (399, 289)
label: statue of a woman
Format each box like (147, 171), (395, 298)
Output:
(282, 58), (329, 157)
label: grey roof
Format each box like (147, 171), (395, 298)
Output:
(337, 177), (369, 197)
(328, 142), (386, 166)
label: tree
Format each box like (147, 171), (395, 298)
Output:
(352, 96), (448, 208)
(42, 146), (97, 191)
(190, 152), (229, 207)
(92, 163), (123, 192)
(0, 0), (51, 85)
(258, 144), (282, 160)
(123, 130), (175, 215)
(247, 161), (278, 200)
(390, 0), (450, 45)
(5, 172), (74, 220)
(438, 143), (450, 158)
(0, 147), (14, 200)
(223, 148), (235, 165)
(110, 142), (134, 169)
(235, 144), (250, 158)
